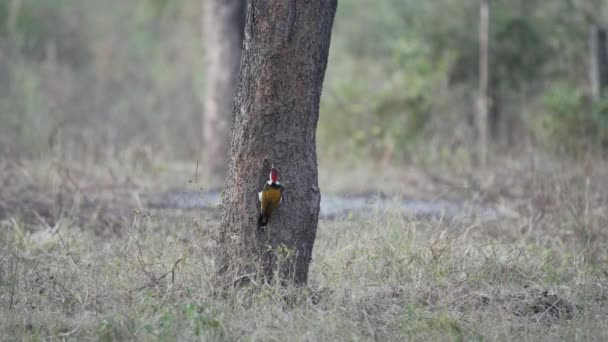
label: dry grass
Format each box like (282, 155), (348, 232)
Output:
(1, 156), (608, 341)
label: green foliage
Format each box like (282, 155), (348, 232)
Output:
(492, 16), (549, 91)
(0, 0), (90, 66)
(531, 84), (608, 152)
(1, 0), (608, 162)
(592, 94), (608, 129)
(0, 0), (204, 159)
(320, 3), (451, 162)
(320, 0), (608, 162)
(131, 297), (223, 340)
(0, 60), (49, 156)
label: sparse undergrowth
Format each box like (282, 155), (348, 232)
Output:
(1, 157), (608, 341)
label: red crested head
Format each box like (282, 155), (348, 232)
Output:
(269, 167), (279, 183)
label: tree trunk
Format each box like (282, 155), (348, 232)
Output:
(217, 0), (338, 286)
(590, 25), (608, 101)
(477, 0), (489, 167)
(202, 0), (246, 176)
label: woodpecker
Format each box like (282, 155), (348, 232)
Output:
(258, 166), (284, 229)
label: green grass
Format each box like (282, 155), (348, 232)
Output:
(1, 157), (607, 341)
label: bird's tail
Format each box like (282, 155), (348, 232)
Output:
(257, 213), (269, 229)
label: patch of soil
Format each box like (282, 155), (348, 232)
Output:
(503, 289), (576, 324)
(514, 290), (575, 322)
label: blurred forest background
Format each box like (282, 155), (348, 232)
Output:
(4, 2), (608, 340)
(2, 0), (608, 169)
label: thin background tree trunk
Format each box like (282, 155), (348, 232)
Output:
(217, 0), (338, 285)
(202, 0), (245, 176)
(477, 0), (489, 167)
(590, 25), (608, 101)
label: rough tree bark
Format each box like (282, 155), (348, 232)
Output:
(217, 0), (338, 286)
(202, 0), (246, 175)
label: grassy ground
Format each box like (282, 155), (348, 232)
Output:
(1, 156), (607, 341)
